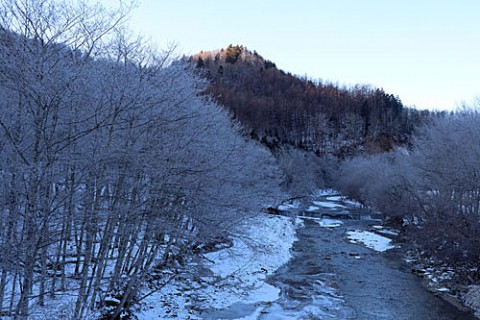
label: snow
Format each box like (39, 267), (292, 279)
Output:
(252, 301), (342, 320)
(313, 189), (339, 196)
(136, 283), (197, 320)
(278, 200), (301, 211)
(201, 214), (296, 309)
(136, 213), (297, 319)
(312, 200), (346, 209)
(27, 296), (79, 320)
(295, 216), (305, 227)
(296, 216), (343, 228)
(311, 189), (364, 208)
(463, 285), (480, 318)
(346, 230), (395, 252)
(317, 218), (343, 228)
(372, 225), (399, 236)
(105, 296), (121, 304)
(325, 196), (343, 201)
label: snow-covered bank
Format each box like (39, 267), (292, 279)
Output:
(200, 214), (297, 309)
(136, 213), (297, 319)
(464, 286), (480, 319)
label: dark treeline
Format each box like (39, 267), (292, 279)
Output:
(191, 45), (432, 156)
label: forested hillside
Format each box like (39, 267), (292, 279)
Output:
(191, 45), (431, 156)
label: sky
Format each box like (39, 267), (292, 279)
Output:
(102, 0), (480, 111)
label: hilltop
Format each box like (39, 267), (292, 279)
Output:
(191, 45), (430, 156)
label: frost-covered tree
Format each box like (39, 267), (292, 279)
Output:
(0, 1), (283, 318)
(407, 110), (480, 265)
(0, 0), (135, 317)
(276, 146), (334, 195)
(335, 108), (480, 274)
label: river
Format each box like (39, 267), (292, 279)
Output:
(202, 191), (476, 319)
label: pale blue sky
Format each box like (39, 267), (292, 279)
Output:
(104, 0), (480, 110)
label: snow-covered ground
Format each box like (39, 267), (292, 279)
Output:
(464, 286), (480, 318)
(136, 213), (297, 319)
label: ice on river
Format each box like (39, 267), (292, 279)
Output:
(318, 218), (343, 228)
(278, 201), (301, 211)
(297, 216), (343, 228)
(312, 200), (346, 209)
(347, 230), (395, 252)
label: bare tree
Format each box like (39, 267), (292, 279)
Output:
(335, 108), (480, 276)
(0, 2), (285, 319)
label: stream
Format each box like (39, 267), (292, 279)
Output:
(203, 192), (476, 319)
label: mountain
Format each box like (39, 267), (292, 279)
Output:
(191, 45), (429, 157)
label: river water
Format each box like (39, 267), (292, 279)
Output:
(204, 192), (476, 319)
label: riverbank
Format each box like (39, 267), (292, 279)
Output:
(393, 233), (480, 318)
(135, 213), (298, 319)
